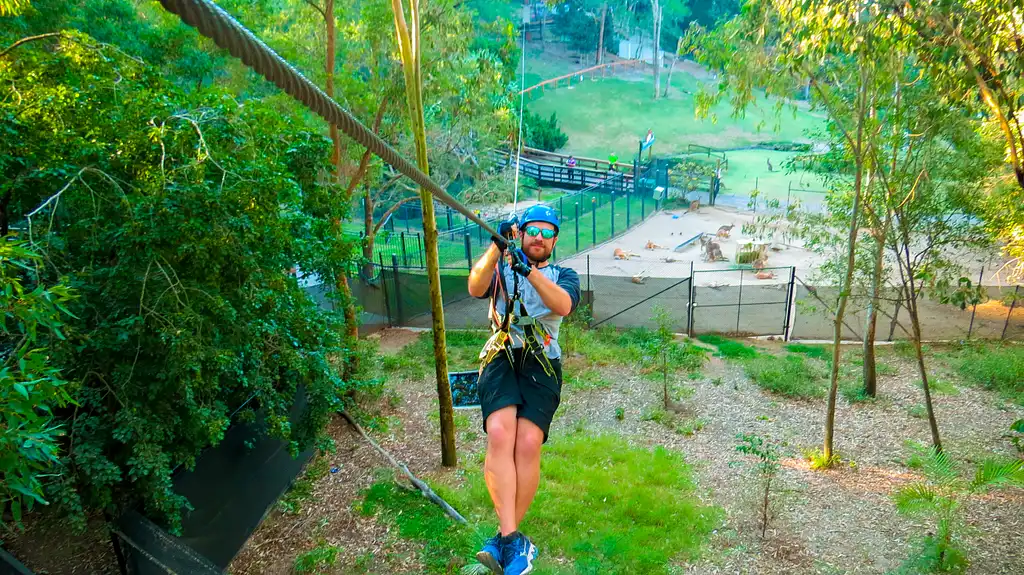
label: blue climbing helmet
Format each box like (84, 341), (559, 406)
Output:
(520, 204), (560, 234)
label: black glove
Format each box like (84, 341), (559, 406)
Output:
(492, 216), (517, 252)
(509, 248), (532, 277)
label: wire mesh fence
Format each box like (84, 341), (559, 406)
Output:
(344, 257), (1024, 343)
(347, 160), (670, 271)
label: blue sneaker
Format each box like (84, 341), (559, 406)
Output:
(475, 532), (504, 574)
(502, 532), (537, 575)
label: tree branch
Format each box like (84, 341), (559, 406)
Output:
(0, 33), (62, 59)
(373, 196), (419, 234)
(340, 411), (466, 524)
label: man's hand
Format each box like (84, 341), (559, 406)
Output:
(508, 248), (532, 277)
(492, 216), (518, 253)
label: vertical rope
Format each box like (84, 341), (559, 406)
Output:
(510, 6), (528, 217)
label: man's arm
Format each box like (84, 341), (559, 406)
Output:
(468, 243), (502, 298)
(526, 266), (579, 317)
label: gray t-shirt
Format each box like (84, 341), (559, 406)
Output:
(477, 260), (581, 359)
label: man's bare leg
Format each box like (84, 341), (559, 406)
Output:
(513, 418), (545, 527)
(484, 406), (519, 535)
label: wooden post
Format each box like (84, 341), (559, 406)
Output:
(1003, 285), (1020, 340)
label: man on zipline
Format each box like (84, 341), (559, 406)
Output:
(467, 204), (581, 575)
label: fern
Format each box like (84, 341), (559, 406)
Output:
(893, 483), (940, 516)
(921, 448), (959, 487)
(970, 459), (1024, 491)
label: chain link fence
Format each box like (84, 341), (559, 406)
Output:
(349, 256), (1023, 342)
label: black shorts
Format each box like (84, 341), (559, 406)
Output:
(478, 348), (563, 443)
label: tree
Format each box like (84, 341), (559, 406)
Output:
(390, 0), (457, 467)
(650, 0), (662, 98)
(2, 30), (357, 531)
(691, 0), (882, 465)
(524, 110), (569, 152)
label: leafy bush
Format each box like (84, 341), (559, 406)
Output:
(523, 109), (569, 152)
(744, 354), (827, 399)
(1, 243), (76, 530)
(3, 35), (358, 531)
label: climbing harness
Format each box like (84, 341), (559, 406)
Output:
(478, 208), (560, 378)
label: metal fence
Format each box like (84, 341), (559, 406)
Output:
(347, 157), (671, 271)
(344, 256), (1024, 342)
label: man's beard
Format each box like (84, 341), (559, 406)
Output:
(525, 244), (551, 264)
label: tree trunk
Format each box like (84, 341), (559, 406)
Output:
(320, 0), (360, 376)
(391, 0), (457, 467)
(905, 276), (943, 452)
(662, 37), (679, 98)
(823, 73), (869, 463)
(888, 283), (904, 341)
(863, 233), (885, 397)
(597, 2), (607, 65)
(325, 0), (343, 182)
(362, 185), (376, 280)
(652, 2), (662, 99)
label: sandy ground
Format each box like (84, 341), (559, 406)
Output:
(560, 206), (821, 285)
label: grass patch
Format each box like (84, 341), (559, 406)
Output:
(840, 380), (875, 404)
(563, 323), (707, 374)
(294, 540), (342, 574)
(360, 434), (721, 574)
(360, 482), (487, 573)
(802, 447), (841, 470)
(676, 418), (707, 436)
(696, 334), (759, 360)
(921, 378), (960, 396)
(743, 354), (827, 399)
(381, 330), (490, 379)
(785, 343), (830, 361)
(495, 434), (720, 572)
(565, 367), (613, 390)
(956, 343), (1024, 405)
(908, 404), (928, 419)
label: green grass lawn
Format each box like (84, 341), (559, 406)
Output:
(360, 433), (721, 574)
(719, 149), (830, 204)
(527, 75), (824, 160)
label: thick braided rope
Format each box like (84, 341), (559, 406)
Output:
(158, 0), (506, 246)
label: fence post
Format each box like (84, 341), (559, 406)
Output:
(478, 223), (483, 247)
(417, 232), (424, 269)
(783, 267), (796, 340)
(736, 269), (744, 334)
(626, 192), (631, 228)
(967, 266), (984, 339)
(687, 261), (695, 337)
(592, 199), (597, 246)
(642, 191), (646, 220)
(464, 233), (473, 271)
(446, 206), (454, 242)
(575, 202), (580, 252)
(379, 253), (392, 326)
(400, 232), (408, 267)
(587, 254), (592, 328)
(610, 194), (616, 237)
(559, 196), (564, 219)
(1002, 285), (1020, 340)
(391, 255), (404, 325)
